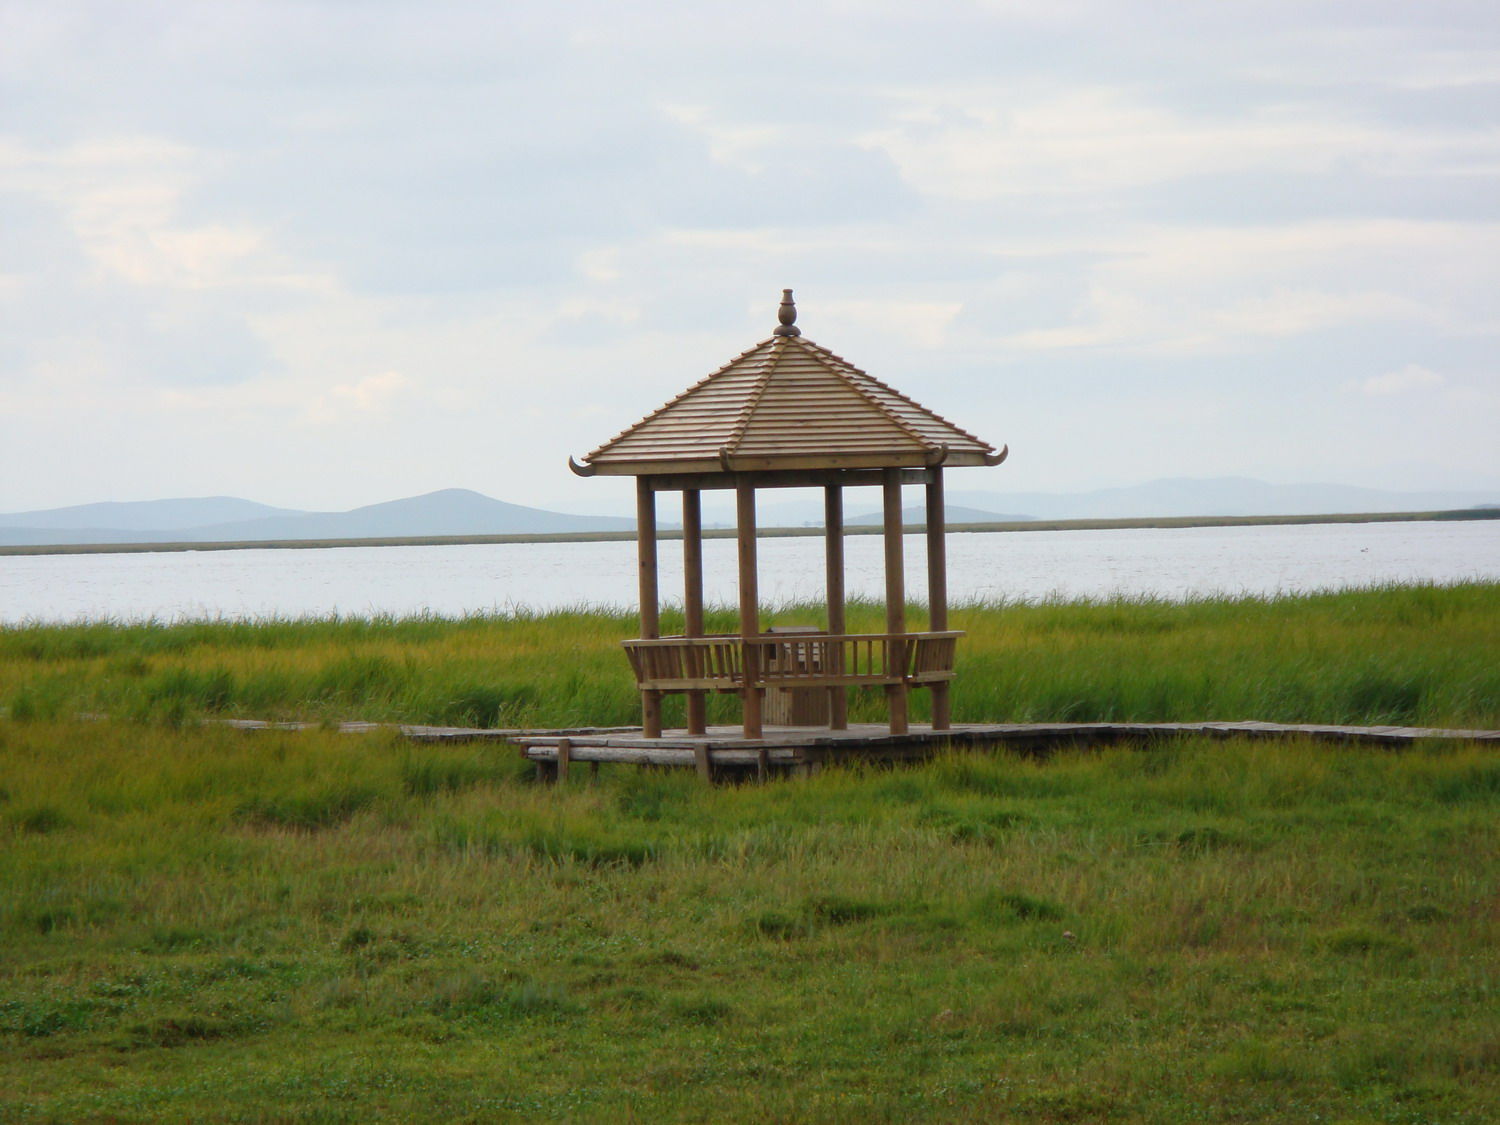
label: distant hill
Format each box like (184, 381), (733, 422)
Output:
(0, 489), (635, 546)
(944, 477), (1500, 521)
(5, 478), (1498, 548)
(705, 476), (1500, 527)
(0, 496), (302, 532)
(179, 489), (636, 541)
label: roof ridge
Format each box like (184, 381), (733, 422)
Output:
(720, 337), (785, 456)
(586, 337), (777, 460)
(792, 337), (937, 450)
(798, 337), (996, 453)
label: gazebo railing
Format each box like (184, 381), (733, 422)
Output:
(623, 631), (962, 692)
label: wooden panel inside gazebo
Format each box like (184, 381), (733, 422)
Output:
(570, 291), (1006, 739)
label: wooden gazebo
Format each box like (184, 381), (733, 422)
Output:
(570, 291), (1006, 740)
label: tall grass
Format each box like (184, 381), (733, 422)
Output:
(3, 582), (1498, 729)
(4, 583), (1495, 1119)
(0, 720), (1495, 1121)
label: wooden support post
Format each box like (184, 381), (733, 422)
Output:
(636, 479), (662, 738)
(641, 692), (662, 740)
(883, 469), (909, 736)
(737, 478), (763, 740)
(637, 478), (659, 637)
(694, 743), (713, 783)
(824, 483), (848, 730)
(926, 469), (951, 732)
(756, 746), (769, 782)
(556, 738), (572, 784)
(682, 489), (708, 735)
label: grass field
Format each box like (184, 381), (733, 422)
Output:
(3, 582), (1499, 732)
(1, 583), (1497, 1121)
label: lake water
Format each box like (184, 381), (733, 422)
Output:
(2, 520), (1497, 625)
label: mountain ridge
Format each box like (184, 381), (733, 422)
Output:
(0, 489), (635, 546)
(722, 476), (1499, 527)
(947, 476), (1500, 521)
(3, 478), (1497, 547)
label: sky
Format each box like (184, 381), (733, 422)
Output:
(2, 0), (1498, 517)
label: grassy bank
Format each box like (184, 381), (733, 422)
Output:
(3, 582), (1499, 730)
(3, 584), (1498, 1120)
(1, 723), (1495, 1122)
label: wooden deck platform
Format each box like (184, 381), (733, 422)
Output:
(203, 717), (1497, 783)
(507, 720), (1500, 782)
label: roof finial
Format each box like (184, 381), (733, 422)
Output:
(773, 288), (800, 337)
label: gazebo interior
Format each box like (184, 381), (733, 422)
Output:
(570, 291), (1006, 740)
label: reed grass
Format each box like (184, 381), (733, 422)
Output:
(2, 582), (1497, 1118)
(3, 582), (1498, 730)
(0, 720), (1494, 1121)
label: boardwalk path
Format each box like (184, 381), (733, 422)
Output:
(214, 718), (1499, 780)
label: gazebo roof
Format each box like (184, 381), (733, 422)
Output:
(572, 292), (1006, 478)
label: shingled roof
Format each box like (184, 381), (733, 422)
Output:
(572, 293), (1005, 477)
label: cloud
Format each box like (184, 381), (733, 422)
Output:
(809, 299), (964, 349)
(858, 85), (1499, 202)
(3, 1), (1499, 509)
(1347, 365), (1447, 395)
(989, 219), (1492, 356)
(0, 137), (297, 292)
(301, 370), (413, 424)
(155, 368), (414, 427)
(661, 105), (788, 174)
(1393, 50), (1500, 90)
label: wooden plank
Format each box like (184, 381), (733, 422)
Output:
(400, 725), (635, 743)
(722, 453), (934, 472)
(882, 469), (906, 636)
(635, 478), (658, 639)
(824, 483), (848, 730)
(199, 716), (1500, 789)
(644, 468), (934, 492)
(925, 469), (948, 632)
(634, 675), (887, 691)
(537, 745), (697, 766)
(582, 331), (1002, 476)
(883, 469), (909, 736)
(925, 468), (951, 731)
(682, 488), (708, 735)
(636, 479), (661, 739)
(641, 691), (662, 739)
(224, 719), (1500, 758)
(683, 490), (704, 637)
(743, 687), (764, 741)
(737, 477), (763, 739)
(524, 744), (803, 765)
(624, 630), (961, 647)
(520, 719), (1500, 754)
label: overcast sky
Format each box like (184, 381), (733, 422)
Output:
(2, 0), (1498, 515)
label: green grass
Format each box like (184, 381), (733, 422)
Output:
(1, 584), (1497, 1119)
(0, 721), (1495, 1122)
(3, 582), (1498, 730)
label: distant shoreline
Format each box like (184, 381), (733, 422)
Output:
(3, 507), (1497, 557)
